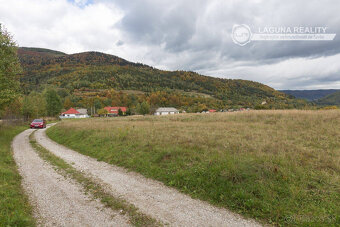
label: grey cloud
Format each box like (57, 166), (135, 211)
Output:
(114, 1), (339, 57)
(110, 0), (340, 75)
(115, 0), (208, 53)
(115, 0), (340, 89)
(2, 0), (340, 89)
(116, 40), (124, 46)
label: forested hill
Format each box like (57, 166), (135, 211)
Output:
(280, 89), (340, 101)
(316, 91), (340, 106)
(17, 47), (308, 110)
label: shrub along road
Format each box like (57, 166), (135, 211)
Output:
(34, 125), (261, 227)
(12, 128), (131, 226)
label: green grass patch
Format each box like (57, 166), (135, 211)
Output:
(47, 110), (340, 226)
(29, 131), (161, 227)
(0, 124), (35, 226)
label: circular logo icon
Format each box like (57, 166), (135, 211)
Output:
(231, 24), (252, 46)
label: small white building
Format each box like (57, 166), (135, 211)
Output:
(76, 108), (88, 115)
(59, 108), (89, 119)
(154, 107), (179, 115)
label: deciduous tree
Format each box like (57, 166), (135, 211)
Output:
(22, 92), (46, 119)
(0, 24), (21, 110)
(45, 89), (62, 116)
(137, 101), (150, 115)
(63, 97), (73, 109)
(97, 108), (108, 116)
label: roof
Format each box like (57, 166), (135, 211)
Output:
(209, 109), (216, 112)
(76, 108), (88, 115)
(104, 107), (127, 113)
(62, 108), (80, 114)
(155, 107), (179, 112)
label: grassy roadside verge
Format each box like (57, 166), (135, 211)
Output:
(46, 110), (340, 226)
(0, 125), (35, 226)
(29, 131), (161, 227)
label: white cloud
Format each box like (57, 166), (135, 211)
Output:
(1, 0), (339, 89)
(0, 0), (123, 53)
(199, 54), (340, 89)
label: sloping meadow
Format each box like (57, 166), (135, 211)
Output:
(47, 110), (340, 226)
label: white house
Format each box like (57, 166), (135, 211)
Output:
(154, 107), (179, 115)
(59, 108), (89, 119)
(76, 108), (88, 116)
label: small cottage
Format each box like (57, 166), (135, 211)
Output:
(104, 107), (127, 116)
(154, 107), (179, 115)
(60, 108), (89, 119)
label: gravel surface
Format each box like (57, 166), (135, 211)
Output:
(36, 125), (262, 227)
(12, 129), (131, 227)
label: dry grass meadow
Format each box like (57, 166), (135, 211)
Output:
(47, 110), (340, 226)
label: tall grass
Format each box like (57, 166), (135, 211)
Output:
(0, 125), (35, 226)
(47, 110), (340, 226)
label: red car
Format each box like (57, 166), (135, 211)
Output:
(30, 119), (46, 129)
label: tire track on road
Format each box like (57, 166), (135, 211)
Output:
(12, 129), (131, 227)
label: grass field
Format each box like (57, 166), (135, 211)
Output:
(0, 124), (35, 226)
(47, 110), (340, 226)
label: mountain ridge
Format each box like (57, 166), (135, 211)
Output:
(280, 89), (340, 101)
(17, 47), (309, 110)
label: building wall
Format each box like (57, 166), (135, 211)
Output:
(155, 111), (179, 115)
(60, 114), (89, 119)
(77, 114), (89, 118)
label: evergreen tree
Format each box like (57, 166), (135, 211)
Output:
(125, 108), (132, 116)
(94, 99), (102, 110)
(118, 108), (123, 116)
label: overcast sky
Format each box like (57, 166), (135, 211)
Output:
(1, 0), (340, 90)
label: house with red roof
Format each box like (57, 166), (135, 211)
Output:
(104, 107), (127, 116)
(60, 108), (89, 119)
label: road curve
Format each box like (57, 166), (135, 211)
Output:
(36, 125), (262, 227)
(12, 129), (131, 227)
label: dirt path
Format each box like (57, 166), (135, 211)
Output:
(36, 126), (262, 227)
(12, 129), (131, 227)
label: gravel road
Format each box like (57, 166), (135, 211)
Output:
(35, 126), (262, 227)
(12, 129), (131, 227)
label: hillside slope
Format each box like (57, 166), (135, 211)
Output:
(18, 47), (308, 109)
(316, 91), (340, 106)
(281, 89), (340, 101)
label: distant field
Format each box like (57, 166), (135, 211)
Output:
(47, 110), (340, 226)
(0, 125), (35, 226)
